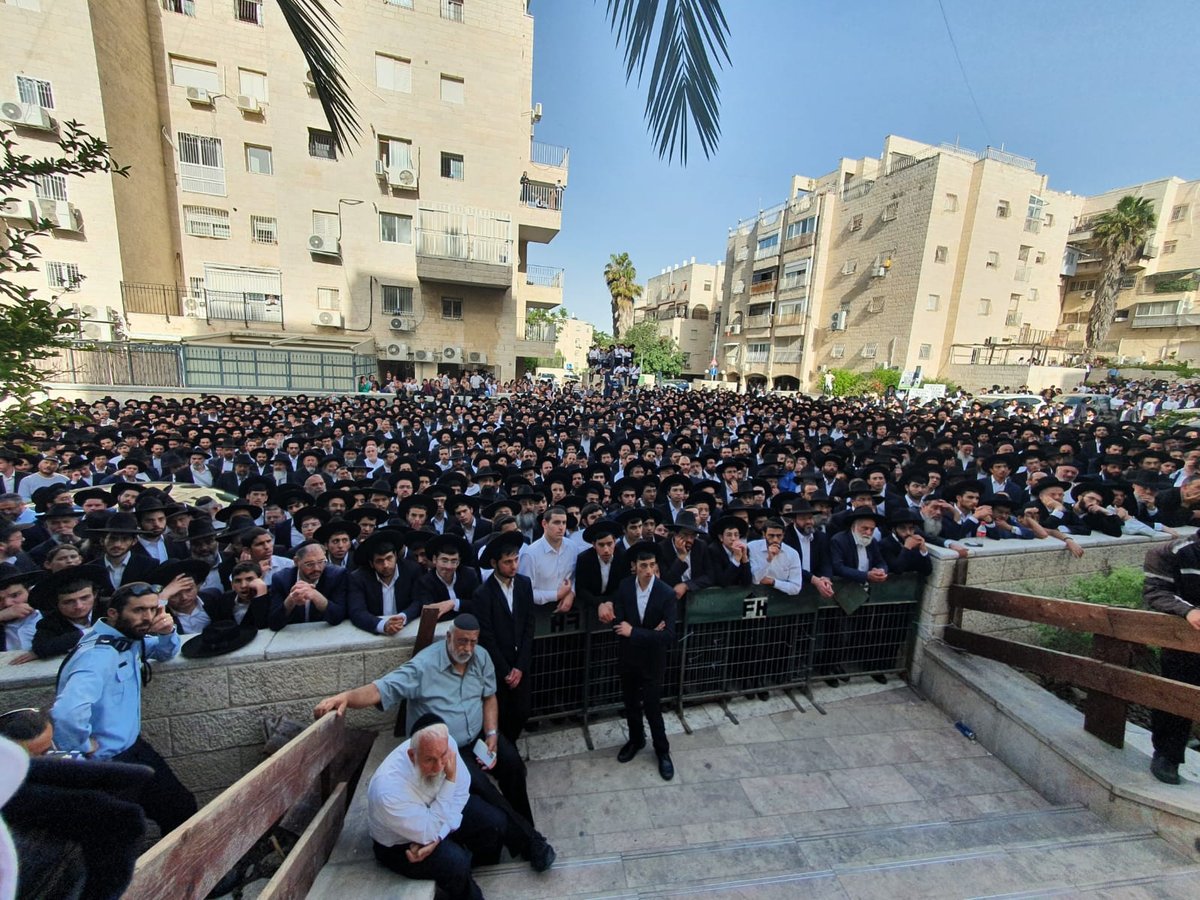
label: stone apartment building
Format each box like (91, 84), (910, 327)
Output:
(634, 259), (723, 379)
(1, 0), (566, 392)
(1059, 177), (1200, 363)
(720, 135), (1082, 391)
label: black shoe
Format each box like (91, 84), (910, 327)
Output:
(821, 669), (839, 688)
(871, 673), (888, 685)
(756, 691), (770, 701)
(657, 751), (674, 781)
(617, 739), (645, 763)
(831, 664), (850, 684)
(529, 838), (557, 873)
(1151, 754), (1182, 785)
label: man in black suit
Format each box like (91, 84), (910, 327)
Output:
(658, 511), (713, 601)
(215, 455), (257, 495)
(783, 501), (835, 597)
(448, 495), (492, 546)
(975, 454), (1028, 508)
(267, 540), (348, 630)
(345, 531), (420, 635)
(471, 532), (535, 743)
(613, 541), (677, 781)
(577, 520), (625, 620)
(413, 534), (482, 623)
(825, 507), (890, 686)
(205, 561), (271, 630)
(87, 512), (159, 594)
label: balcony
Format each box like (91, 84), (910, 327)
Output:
(773, 349), (803, 364)
(744, 313), (773, 330)
(518, 178), (563, 244)
(1129, 313), (1200, 329)
(750, 278), (777, 297)
(523, 264), (564, 309)
(416, 204), (513, 289)
(745, 351), (770, 366)
(515, 317), (557, 357)
(530, 140), (569, 172)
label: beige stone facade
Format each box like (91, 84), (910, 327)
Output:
(719, 136), (1082, 391)
(635, 259), (722, 377)
(2, 0), (565, 388)
(1060, 177), (1200, 363)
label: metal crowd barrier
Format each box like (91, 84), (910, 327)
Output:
(522, 574), (923, 749)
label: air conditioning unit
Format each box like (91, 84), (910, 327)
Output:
(183, 295), (206, 318)
(389, 316), (415, 332)
(38, 199), (81, 231)
(0, 198), (35, 222)
(726, 323), (741, 335)
(308, 234), (340, 256)
(236, 95), (261, 113)
(388, 166), (418, 191)
(412, 349), (434, 363)
(467, 352), (487, 364)
(1081, 290), (1094, 298)
(381, 342), (408, 360)
(830, 310), (848, 331)
(442, 346), (464, 363)
(79, 322), (110, 341)
(0, 100), (54, 130)
(80, 304), (99, 319)
(185, 87), (214, 106)
(312, 311), (343, 327)
(1064, 323), (1081, 332)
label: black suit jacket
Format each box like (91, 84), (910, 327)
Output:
(412, 568), (482, 621)
(612, 576), (676, 677)
(704, 541), (752, 588)
(344, 559), (421, 634)
(470, 573), (535, 680)
(31, 609), (99, 659)
(880, 534), (933, 575)
(205, 589), (271, 630)
(94, 552), (159, 594)
(829, 530), (888, 584)
(659, 541), (714, 594)
(267, 566), (348, 630)
(574, 546), (626, 602)
(3, 550), (38, 574)
(783, 527), (833, 583)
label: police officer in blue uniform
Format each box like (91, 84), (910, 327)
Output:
(51, 581), (198, 835)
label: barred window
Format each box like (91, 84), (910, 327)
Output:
(17, 75), (54, 108)
(183, 205), (231, 239)
(382, 285), (414, 314)
(46, 261), (81, 289)
(250, 214), (277, 244)
(308, 128), (336, 161)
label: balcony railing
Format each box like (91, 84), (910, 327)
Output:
(754, 243), (780, 261)
(205, 290), (283, 324)
(417, 231), (512, 265)
(774, 312), (805, 327)
(525, 265), (564, 288)
(750, 279), (777, 296)
(773, 349), (803, 363)
(1130, 312), (1200, 329)
(520, 180), (563, 211)
(745, 352), (770, 365)
(530, 140), (569, 168)
(122, 281), (185, 317)
(521, 321), (557, 342)
(745, 314), (773, 329)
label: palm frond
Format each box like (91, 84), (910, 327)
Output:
(604, 0), (730, 164)
(275, 0), (360, 154)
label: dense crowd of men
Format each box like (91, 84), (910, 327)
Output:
(4, 374), (1200, 896)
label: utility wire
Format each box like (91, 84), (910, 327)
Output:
(936, 0), (992, 144)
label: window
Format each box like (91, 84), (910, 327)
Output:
(385, 0), (413, 7)
(755, 232), (780, 257)
(178, 133), (225, 195)
(183, 205), (231, 239)
(250, 215), (277, 244)
(1029, 288), (1039, 302)
(849, 213), (863, 232)
(235, 0), (263, 26)
(317, 287), (339, 311)
(34, 173), (67, 201)
(45, 261), (81, 289)
(1170, 204), (1188, 222)
(245, 144), (273, 175)
(440, 75), (464, 104)
(861, 342), (878, 359)
(882, 201), (898, 221)
(238, 69), (268, 103)
(441, 0), (463, 21)
(779, 300), (807, 317)
(16, 75), (53, 108)
(978, 298), (992, 315)
(934, 245), (948, 263)
(312, 210), (339, 239)
(841, 259), (858, 275)
(1163, 240), (1178, 255)
(169, 57), (220, 93)
(997, 200), (1011, 218)
(375, 53), (412, 93)
(780, 260), (809, 290)
(867, 296), (885, 313)
(944, 193), (959, 212)
(379, 212), (413, 244)
(379, 137), (413, 169)
(830, 344), (846, 359)
(381, 285), (414, 314)
(703, 280), (712, 291)
(986, 251), (999, 269)
(1044, 213), (1054, 227)
(785, 215), (817, 238)
(440, 152), (464, 180)
(308, 129), (336, 160)
(927, 294), (940, 311)
(747, 342), (770, 360)
(1035, 251), (1046, 264)
(918, 344), (931, 360)
(1136, 300), (1182, 318)
(442, 297), (463, 319)
(1018, 245), (1031, 262)
(1070, 279), (1098, 293)
(161, 0), (195, 15)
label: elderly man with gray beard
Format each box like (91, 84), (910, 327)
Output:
(367, 714), (510, 900)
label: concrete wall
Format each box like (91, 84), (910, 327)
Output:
(0, 621), (441, 805)
(942, 362), (1087, 393)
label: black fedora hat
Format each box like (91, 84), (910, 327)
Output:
(425, 533), (477, 567)
(169, 516), (220, 543)
(352, 529), (406, 568)
(483, 498), (520, 520)
(0, 563), (43, 592)
(712, 515), (748, 538)
(477, 530), (526, 567)
(181, 620), (259, 659)
(314, 518), (361, 545)
(582, 519), (622, 544)
(626, 539), (667, 569)
(89, 512), (149, 536)
(885, 508), (925, 528)
(36, 503), (84, 521)
(666, 510), (704, 534)
(147, 558), (212, 588)
(28, 564), (108, 610)
(215, 501), (262, 524)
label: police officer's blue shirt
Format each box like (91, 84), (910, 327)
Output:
(51, 621), (180, 758)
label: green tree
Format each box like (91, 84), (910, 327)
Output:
(623, 320), (685, 377)
(592, 330), (615, 349)
(1, 123), (127, 433)
(1085, 196), (1157, 353)
(604, 252), (642, 338)
(285, 0), (730, 164)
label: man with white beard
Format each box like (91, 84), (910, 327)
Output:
(366, 715), (509, 900)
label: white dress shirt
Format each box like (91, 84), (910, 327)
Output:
(374, 571), (401, 634)
(748, 540), (804, 595)
(367, 735), (470, 846)
(518, 536), (581, 606)
(635, 576), (654, 622)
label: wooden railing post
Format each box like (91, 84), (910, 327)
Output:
(1082, 634), (1134, 748)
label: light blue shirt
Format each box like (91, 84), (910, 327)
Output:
(374, 641), (496, 746)
(51, 621), (181, 758)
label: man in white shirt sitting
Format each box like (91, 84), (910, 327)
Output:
(368, 715), (509, 900)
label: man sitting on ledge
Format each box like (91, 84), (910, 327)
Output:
(314, 613), (555, 873)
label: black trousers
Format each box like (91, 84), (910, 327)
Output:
(621, 666), (669, 753)
(496, 675), (532, 744)
(458, 733), (540, 855)
(372, 795), (506, 900)
(1152, 647), (1200, 764)
(113, 736), (197, 835)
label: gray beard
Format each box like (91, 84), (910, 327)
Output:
(517, 512), (538, 531)
(421, 771), (446, 791)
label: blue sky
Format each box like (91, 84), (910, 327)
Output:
(526, 0), (1200, 332)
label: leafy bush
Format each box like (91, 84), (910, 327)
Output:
(827, 368), (864, 396)
(1034, 567), (1148, 657)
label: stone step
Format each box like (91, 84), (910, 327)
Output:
(470, 809), (1192, 899)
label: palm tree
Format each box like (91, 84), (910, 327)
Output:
(604, 252), (642, 337)
(277, 0), (729, 164)
(1085, 196), (1157, 353)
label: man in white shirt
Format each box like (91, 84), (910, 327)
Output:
(749, 519), (805, 595)
(517, 507), (579, 612)
(0, 564), (41, 651)
(368, 716), (509, 900)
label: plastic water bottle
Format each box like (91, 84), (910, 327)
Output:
(954, 721), (977, 741)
